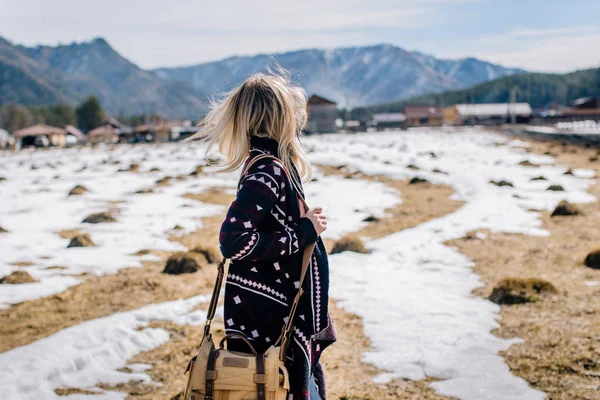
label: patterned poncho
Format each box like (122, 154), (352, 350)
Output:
(220, 136), (337, 399)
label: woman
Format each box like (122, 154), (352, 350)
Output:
(189, 72), (337, 400)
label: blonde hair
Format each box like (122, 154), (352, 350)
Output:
(188, 71), (312, 185)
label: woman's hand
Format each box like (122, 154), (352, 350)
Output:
(303, 206), (327, 236)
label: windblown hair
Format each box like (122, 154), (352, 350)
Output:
(188, 71), (311, 184)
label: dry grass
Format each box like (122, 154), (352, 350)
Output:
(584, 249), (600, 270)
(0, 169), (463, 398)
(0, 255), (219, 353)
(68, 184), (89, 196)
(0, 270), (37, 284)
(488, 277), (557, 305)
(67, 233), (96, 248)
(552, 200), (583, 217)
(330, 235), (368, 255)
(162, 252), (207, 275)
(446, 138), (600, 399)
(121, 172), (462, 400)
(82, 212), (117, 224)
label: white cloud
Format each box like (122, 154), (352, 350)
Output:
(433, 25), (600, 72)
(0, 0), (468, 68)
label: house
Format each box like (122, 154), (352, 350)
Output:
(306, 95), (338, 134)
(65, 125), (87, 146)
(572, 96), (598, 109)
(133, 118), (193, 143)
(370, 113), (406, 130)
(0, 129), (14, 149)
(444, 103), (532, 125)
(88, 124), (119, 145)
(13, 124), (67, 148)
(403, 106), (444, 128)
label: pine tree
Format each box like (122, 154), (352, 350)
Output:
(76, 96), (104, 132)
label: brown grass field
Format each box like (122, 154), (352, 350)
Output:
(2, 134), (600, 399)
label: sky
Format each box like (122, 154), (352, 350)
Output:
(1, 0), (599, 73)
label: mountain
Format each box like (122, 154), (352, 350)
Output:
(0, 37), (208, 118)
(153, 44), (525, 108)
(349, 67), (600, 120)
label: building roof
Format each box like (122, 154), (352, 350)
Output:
(88, 124), (118, 138)
(571, 96), (598, 109)
(65, 125), (87, 143)
(455, 103), (532, 117)
(134, 120), (184, 133)
(308, 94), (337, 105)
(373, 113), (406, 123)
(403, 106), (444, 119)
(13, 124), (66, 138)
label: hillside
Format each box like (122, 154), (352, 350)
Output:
(350, 67), (600, 120)
(0, 37), (208, 118)
(153, 44), (524, 108)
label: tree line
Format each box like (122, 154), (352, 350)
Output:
(0, 96), (110, 133)
(348, 67), (600, 121)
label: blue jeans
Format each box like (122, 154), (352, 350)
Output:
(309, 375), (323, 400)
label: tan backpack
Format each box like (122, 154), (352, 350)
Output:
(183, 154), (315, 400)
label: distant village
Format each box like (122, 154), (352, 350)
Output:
(1, 94), (599, 150)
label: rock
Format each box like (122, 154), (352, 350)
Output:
(82, 212), (117, 224)
(409, 177), (429, 185)
(530, 176), (547, 181)
(0, 176), (6, 182)
(551, 201), (582, 217)
(0, 270), (37, 284)
(162, 252), (206, 275)
(192, 245), (222, 264)
(68, 185), (89, 196)
(67, 233), (96, 248)
(490, 180), (514, 187)
(584, 249), (600, 269)
(518, 160), (538, 167)
(432, 168), (447, 174)
(362, 215), (380, 222)
(406, 164), (420, 171)
(488, 278), (556, 305)
(149, 167), (161, 172)
(564, 169), (574, 176)
(547, 184), (565, 192)
(135, 188), (154, 194)
(0, 225), (7, 233)
(330, 236), (368, 255)
(589, 156), (598, 162)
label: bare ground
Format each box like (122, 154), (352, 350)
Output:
(118, 171), (462, 400)
(447, 138), (600, 400)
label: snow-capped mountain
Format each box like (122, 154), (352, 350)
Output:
(154, 44), (525, 108)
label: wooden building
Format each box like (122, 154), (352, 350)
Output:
(444, 103), (532, 125)
(306, 95), (338, 134)
(13, 124), (66, 148)
(370, 113), (406, 130)
(134, 119), (188, 143)
(88, 125), (119, 145)
(403, 106), (444, 128)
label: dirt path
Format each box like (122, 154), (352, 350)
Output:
(121, 168), (462, 400)
(447, 139), (600, 400)
(0, 164), (462, 399)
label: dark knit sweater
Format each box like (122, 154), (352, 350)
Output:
(220, 136), (337, 400)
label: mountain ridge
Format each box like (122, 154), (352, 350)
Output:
(153, 44), (525, 108)
(1, 36), (525, 116)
